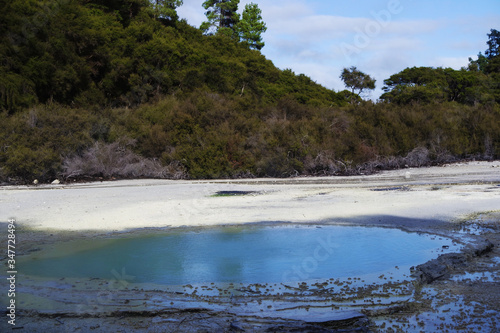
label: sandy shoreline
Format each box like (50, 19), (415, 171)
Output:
(2, 161), (499, 232)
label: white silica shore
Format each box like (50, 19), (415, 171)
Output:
(1, 161), (499, 232)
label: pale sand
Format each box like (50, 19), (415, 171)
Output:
(2, 161), (499, 232)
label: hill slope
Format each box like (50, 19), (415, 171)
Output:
(0, 0), (499, 183)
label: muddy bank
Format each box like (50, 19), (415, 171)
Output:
(413, 238), (494, 284)
(2, 213), (499, 332)
(368, 212), (500, 332)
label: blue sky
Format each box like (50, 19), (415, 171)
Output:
(178, 0), (500, 99)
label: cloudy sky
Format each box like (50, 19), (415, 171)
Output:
(178, 0), (500, 99)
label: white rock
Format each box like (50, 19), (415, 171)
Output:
(51, 179), (60, 184)
(33, 179), (39, 185)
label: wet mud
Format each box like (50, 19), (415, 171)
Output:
(1, 210), (499, 332)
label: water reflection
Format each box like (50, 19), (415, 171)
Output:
(19, 225), (460, 285)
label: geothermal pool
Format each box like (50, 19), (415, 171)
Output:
(19, 225), (460, 285)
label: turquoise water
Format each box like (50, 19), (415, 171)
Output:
(19, 225), (459, 285)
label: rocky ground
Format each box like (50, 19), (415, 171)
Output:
(1, 212), (498, 332)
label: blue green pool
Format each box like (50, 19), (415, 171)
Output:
(19, 225), (460, 285)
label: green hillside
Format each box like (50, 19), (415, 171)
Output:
(1, 0), (499, 183)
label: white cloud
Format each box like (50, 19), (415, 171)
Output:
(430, 57), (470, 70)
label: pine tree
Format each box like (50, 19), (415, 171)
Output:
(150, 0), (183, 21)
(238, 3), (267, 50)
(200, 0), (240, 35)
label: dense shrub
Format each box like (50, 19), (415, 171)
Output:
(1, 95), (498, 183)
(62, 141), (187, 180)
(2, 146), (60, 182)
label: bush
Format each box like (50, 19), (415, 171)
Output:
(404, 147), (430, 167)
(304, 152), (340, 176)
(2, 146), (60, 182)
(62, 141), (186, 180)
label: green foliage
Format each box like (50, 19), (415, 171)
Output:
(149, 0), (183, 21)
(2, 146), (60, 181)
(468, 29), (500, 102)
(201, 0), (240, 35)
(1, 94), (498, 183)
(469, 52), (489, 73)
(0, 5), (498, 183)
(0, 71), (37, 114)
(0, 0), (316, 112)
(340, 66), (376, 101)
(238, 3), (267, 50)
(0, 105), (95, 182)
(485, 29), (500, 60)
(381, 66), (496, 105)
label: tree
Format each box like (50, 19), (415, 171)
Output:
(485, 29), (500, 75)
(465, 29), (500, 103)
(485, 29), (500, 59)
(238, 3), (266, 50)
(150, 0), (183, 21)
(469, 29), (500, 74)
(381, 67), (448, 104)
(200, 0), (240, 36)
(468, 52), (488, 72)
(340, 66), (375, 101)
(380, 66), (494, 105)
